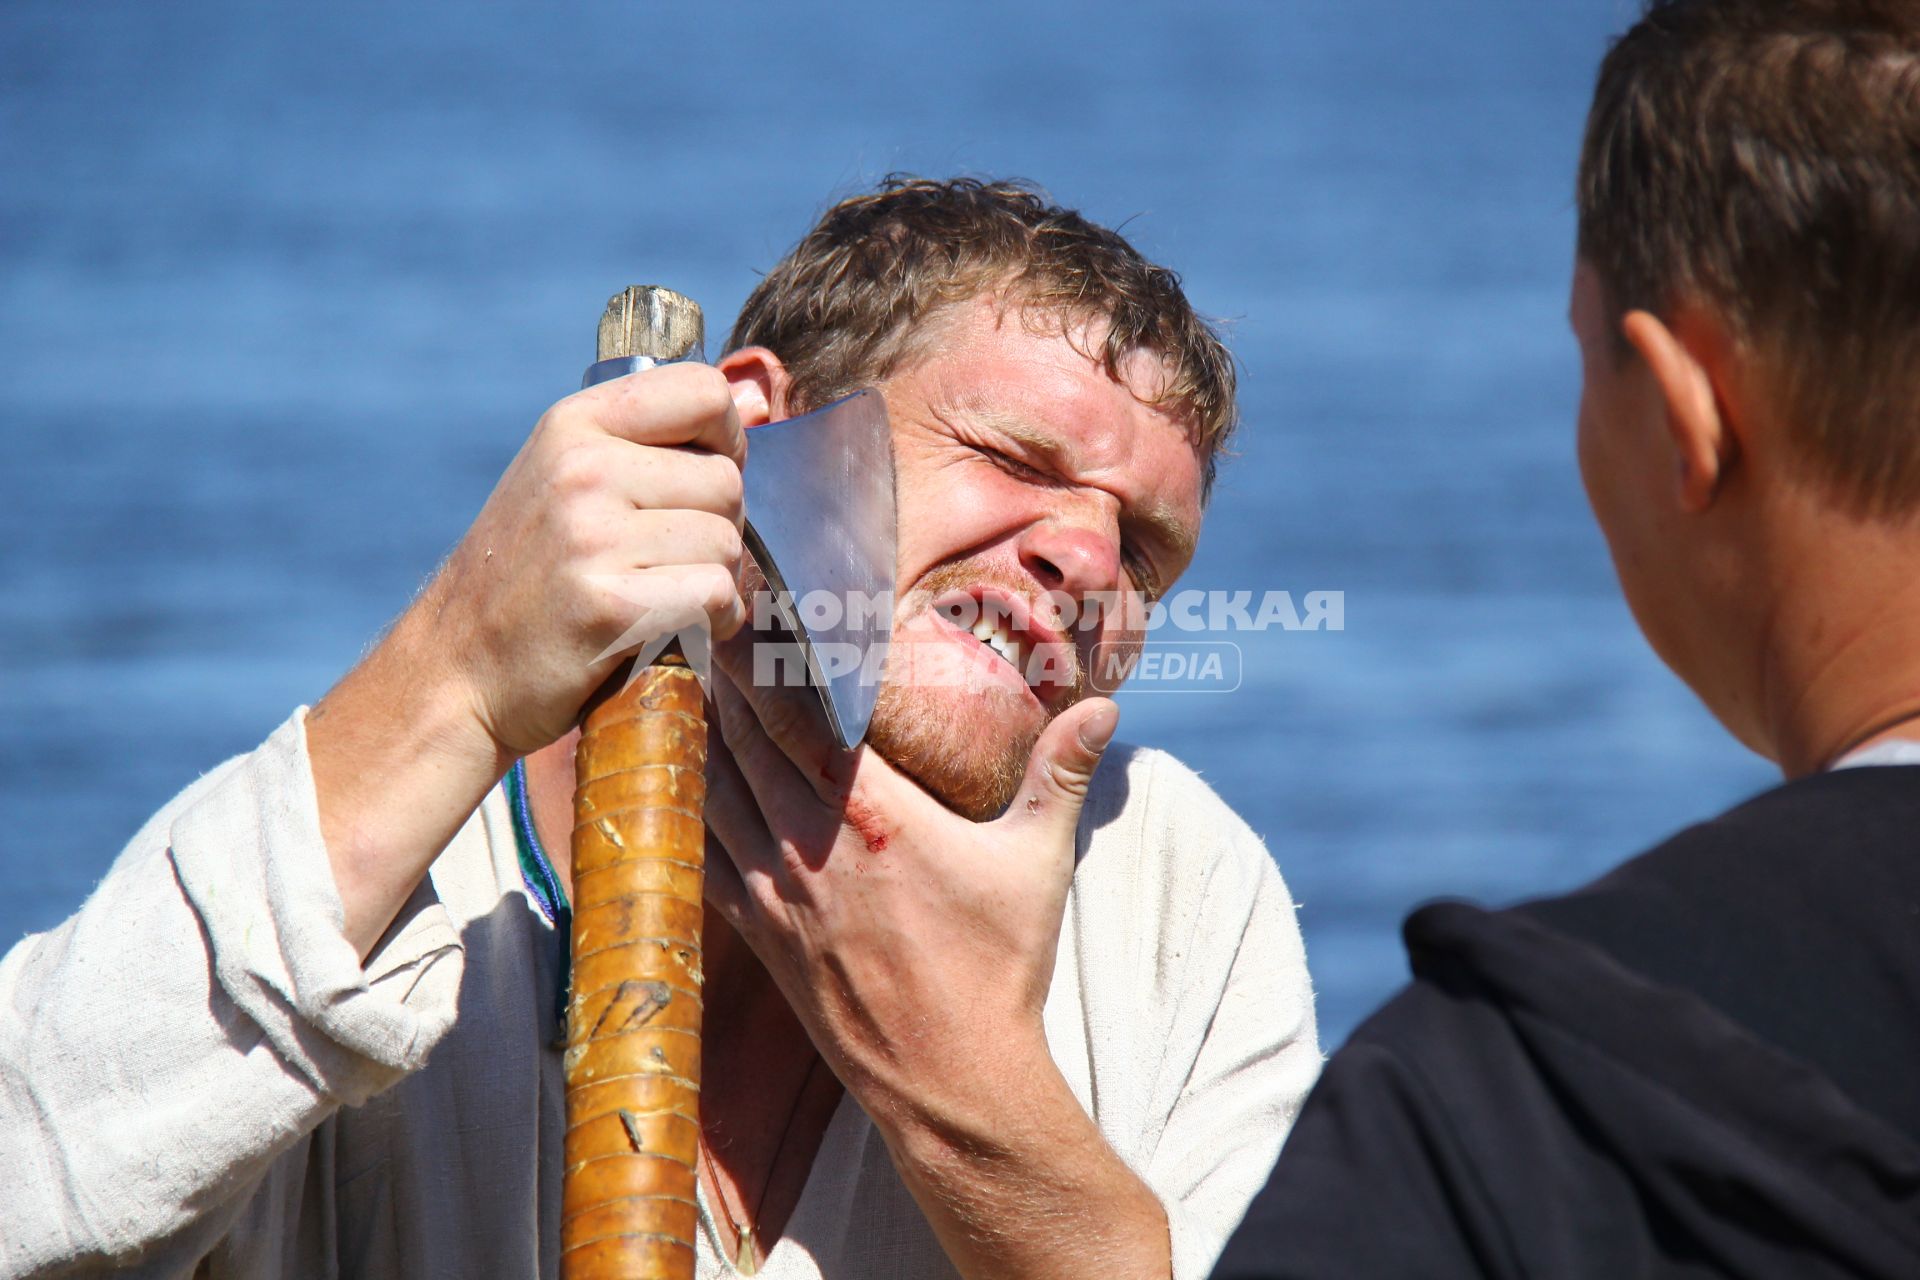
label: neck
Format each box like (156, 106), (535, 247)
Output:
(522, 731), (583, 902)
(1748, 514), (1920, 776)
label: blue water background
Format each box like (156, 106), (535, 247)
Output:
(0, 0), (1774, 1045)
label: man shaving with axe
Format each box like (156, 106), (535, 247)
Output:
(0, 178), (1319, 1279)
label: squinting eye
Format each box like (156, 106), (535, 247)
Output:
(980, 446), (1044, 480)
(1122, 547), (1160, 600)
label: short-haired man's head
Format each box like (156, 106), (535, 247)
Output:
(727, 175), (1237, 499)
(1578, 0), (1920, 517)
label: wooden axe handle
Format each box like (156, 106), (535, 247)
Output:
(560, 286), (707, 1280)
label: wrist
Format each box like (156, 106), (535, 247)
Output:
(856, 1027), (1171, 1280)
(310, 594), (515, 956)
(854, 1016), (1067, 1163)
(320, 610), (506, 779)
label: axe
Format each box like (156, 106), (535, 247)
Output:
(559, 286), (895, 1280)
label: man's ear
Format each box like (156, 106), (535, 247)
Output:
(717, 346), (794, 428)
(1620, 308), (1740, 513)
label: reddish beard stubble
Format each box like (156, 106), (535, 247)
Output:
(866, 561), (1102, 822)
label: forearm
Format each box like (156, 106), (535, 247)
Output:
(862, 1030), (1171, 1280)
(308, 581), (512, 957)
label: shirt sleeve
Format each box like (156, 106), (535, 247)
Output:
(0, 709), (465, 1277)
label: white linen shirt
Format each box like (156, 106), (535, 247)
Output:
(0, 710), (1320, 1279)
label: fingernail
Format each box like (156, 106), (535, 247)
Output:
(1077, 700), (1119, 753)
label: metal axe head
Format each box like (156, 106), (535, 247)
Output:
(740, 389), (896, 750)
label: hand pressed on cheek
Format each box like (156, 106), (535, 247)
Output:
(698, 651), (1120, 1092)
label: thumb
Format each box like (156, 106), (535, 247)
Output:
(1007, 697), (1120, 840)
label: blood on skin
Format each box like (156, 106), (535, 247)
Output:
(843, 796), (892, 854)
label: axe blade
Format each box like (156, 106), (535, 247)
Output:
(741, 389), (896, 749)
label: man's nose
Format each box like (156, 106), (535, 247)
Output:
(1016, 518), (1121, 600)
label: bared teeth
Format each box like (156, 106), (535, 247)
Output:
(966, 617), (1025, 674)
